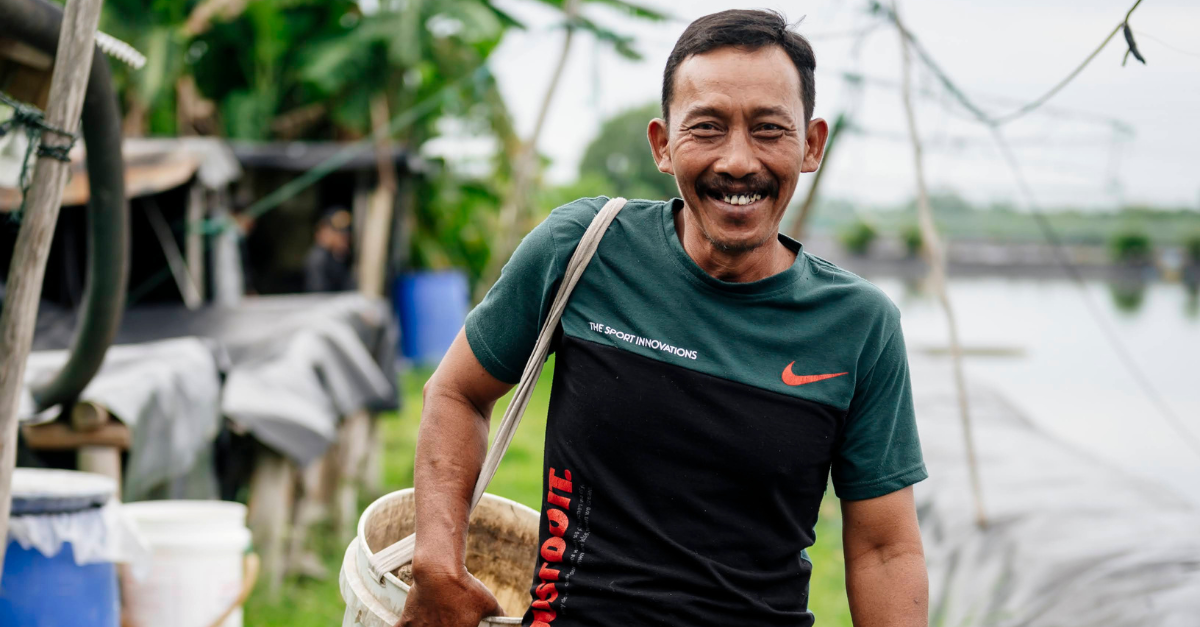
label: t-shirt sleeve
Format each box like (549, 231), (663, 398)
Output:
(831, 321), (928, 501)
(465, 218), (564, 384)
(465, 198), (604, 383)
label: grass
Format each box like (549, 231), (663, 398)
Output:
(244, 358), (853, 626)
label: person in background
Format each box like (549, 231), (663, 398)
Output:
(304, 206), (356, 292)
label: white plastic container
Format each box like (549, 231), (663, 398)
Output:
(121, 500), (253, 627)
(340, 488), (539, 627)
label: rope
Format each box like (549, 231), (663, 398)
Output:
(367, 197), (628, 580)
(878, 0), (1147, 128)
(0, 91), (79, 219)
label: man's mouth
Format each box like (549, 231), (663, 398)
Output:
(718, 193), (763, 206)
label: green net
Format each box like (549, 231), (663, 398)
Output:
(0, 91), (79, 220)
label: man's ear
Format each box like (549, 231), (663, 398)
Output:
(647, 118), (673, 175)
(801, 117), (830, 174)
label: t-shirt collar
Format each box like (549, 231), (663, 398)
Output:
(660, 198), (805, 296)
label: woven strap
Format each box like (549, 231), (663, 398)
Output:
(368, 197), (628, 579)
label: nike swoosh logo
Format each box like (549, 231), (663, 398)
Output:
(781, 362), (848, 386)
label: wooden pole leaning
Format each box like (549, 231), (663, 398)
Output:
(0, 0), (107, 578)
(893, 2), (987, 528)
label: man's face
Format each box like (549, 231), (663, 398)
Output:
(649, 46), (827, 253)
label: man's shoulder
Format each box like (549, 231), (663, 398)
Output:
(539, 195), (666, 250)
(544, 195), (663, 229)
(799, 250), (901, 327)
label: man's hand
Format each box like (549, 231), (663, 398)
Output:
(396, 567), (505, 627)
(841, 486), (928, 627)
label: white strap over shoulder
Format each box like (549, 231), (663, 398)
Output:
(368, 197), (628, 580)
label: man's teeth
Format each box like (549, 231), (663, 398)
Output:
(721, 194), (762, 206)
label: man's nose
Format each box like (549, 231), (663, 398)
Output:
(713, 129), (762, 179)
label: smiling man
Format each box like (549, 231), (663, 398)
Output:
(400, 9), (928, 627)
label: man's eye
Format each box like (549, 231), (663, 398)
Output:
(754, 124), (787, 138)
(690, 123), (721, 134)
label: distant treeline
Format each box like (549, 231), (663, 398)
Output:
(807, 193), (1200, 246)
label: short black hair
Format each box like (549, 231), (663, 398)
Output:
(661, 9), (816, 127)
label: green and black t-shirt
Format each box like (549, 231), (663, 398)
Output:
(466, 197), (927, 627)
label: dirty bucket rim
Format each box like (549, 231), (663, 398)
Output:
(355, 488), (540, 602)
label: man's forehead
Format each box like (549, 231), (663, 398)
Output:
(671, 46), (803, 117)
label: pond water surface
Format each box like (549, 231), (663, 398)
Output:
(870, 276), (1200, 508)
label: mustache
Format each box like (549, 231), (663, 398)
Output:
(694, 172), (779, 200)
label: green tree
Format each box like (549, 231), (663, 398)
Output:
(838, 219), (877, 257)
(578, 102), (678, 201)
(901, 223), (923, 257)
(1110, 228), (1153, 264)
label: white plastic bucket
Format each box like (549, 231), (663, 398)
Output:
(121, 500), (255, 627)
(340, 488), (540, 627)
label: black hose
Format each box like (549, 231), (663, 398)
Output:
(0, 0), (129, 410)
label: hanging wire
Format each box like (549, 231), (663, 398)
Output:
(877, 0), (1147, 128)
(0, 91), (79, 219)
(1134, 30), (1200, 59)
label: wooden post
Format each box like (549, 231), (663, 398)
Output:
(358, 93), (398, 298)
(247, 446), (295, 600)
(186, 184), (207, 302)
(334, 409), (371, 542)
(70, 401), (122, 497)
(286, 454), (330, 580)
(0, 0), (106, 578)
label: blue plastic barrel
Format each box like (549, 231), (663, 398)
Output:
(2, 469), (119, 627)
(1, 541), (119, 627)
(395, 270), (469, 365)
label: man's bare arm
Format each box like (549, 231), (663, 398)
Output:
(841, 486), (928, 627)
(398, 329), (514, 627)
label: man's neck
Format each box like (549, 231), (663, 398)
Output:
(674, 206), (796, 283)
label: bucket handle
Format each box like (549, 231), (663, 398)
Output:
(204, 552), (261, 627)
(367, 197), (628, 580)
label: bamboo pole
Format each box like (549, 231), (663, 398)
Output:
(0, 0), (107, 577)
(894, 2), (987, 528)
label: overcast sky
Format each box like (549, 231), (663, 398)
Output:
(483, 0), (1200, 211)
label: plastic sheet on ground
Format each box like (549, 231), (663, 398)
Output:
(910, 356), (1200, 627)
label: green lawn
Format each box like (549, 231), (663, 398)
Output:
(245, 358), (853, 626)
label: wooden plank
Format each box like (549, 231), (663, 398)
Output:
(22, 421), (130, 450)
(0, 0), (108, 577)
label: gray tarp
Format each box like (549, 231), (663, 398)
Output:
(21, 338), (224, 501)
(911, 356), (1200, 627)
(22, 292), (399, 497)
(218, 294), (399, 466)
